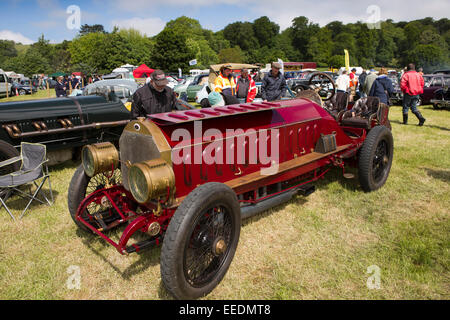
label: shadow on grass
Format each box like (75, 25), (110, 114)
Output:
(76, 227), (162, 280)
(390, 119), (450, 131)
(424, 167), (450, 183)
(1, 187), (60, 211)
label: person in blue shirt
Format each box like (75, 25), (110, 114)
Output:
(71, 77), (80, 90)
(369, 68), (394, 105)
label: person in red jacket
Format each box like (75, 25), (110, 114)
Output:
(400, 63), (425, 126)
(236, 69), (257, 103)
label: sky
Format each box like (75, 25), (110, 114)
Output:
(0, 0), (449, 44)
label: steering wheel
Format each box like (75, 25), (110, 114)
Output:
(307, 72), (336, 101)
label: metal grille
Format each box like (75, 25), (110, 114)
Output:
(119, 130), (161, 191)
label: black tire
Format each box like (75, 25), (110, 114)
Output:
(18, 89), (26, 95)
(433, 103), (442, 110)
(200, 98), (211, 109)
(68, 165), (92, 232)
(0, 140), (20, 176)
(67, 165), (122, 232)
(358, 126), (394, 192)
(294, 86), (304, 94)
(161, 182), (241, 300)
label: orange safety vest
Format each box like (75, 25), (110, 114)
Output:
(214, 74), (236, 96)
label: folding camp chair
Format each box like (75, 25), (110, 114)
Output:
(0, 143), (53, 220)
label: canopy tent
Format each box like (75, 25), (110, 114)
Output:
(72, 72), (82, 77)
(133, 64), (155, 79)
(208, 63), (259, 86)
(48, 72), (66, 78)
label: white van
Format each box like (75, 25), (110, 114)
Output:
(0, 69), (12, 97)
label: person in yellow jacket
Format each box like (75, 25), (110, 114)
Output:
(214, 65), (237, 104)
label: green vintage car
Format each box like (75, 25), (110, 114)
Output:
(186, 74), (209, 101)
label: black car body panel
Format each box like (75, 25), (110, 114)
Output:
(0, 96), (129, 151)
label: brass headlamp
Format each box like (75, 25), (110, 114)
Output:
(128, 158), (175, 204)
(82, 142), (119, 177)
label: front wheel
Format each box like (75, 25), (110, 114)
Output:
(358, 126), (394, 192)
(67, 164), (122, 232)
(161, 182), (241, 300)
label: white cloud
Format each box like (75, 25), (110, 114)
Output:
(248, 0), (450, 30)
(111, 17), (166, 36)
(0, 30), (34, 44)
(110, 0), (242, 12)
(110, 0), (450, 31)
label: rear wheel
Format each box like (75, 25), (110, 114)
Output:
(0, 141), (20, 176)
(161, 182), (241, 300)
(358, 126), (394, 192)
(294, 86), (304, 94)
(18, 89), (26, 95)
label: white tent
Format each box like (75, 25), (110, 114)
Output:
(5, 71), (20, 79)
(112, 67), (130, 73)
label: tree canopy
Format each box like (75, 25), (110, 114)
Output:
(1, 17), (449, 76)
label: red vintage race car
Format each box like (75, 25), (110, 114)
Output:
(68, 80), (393, 300)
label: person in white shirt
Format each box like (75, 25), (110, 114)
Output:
(335, 70), (350, 92)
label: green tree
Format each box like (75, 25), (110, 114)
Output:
(187, 38), (218, 68)
(52, 40), (72, 73)
(223, 22), (259, 51)
(409, 44), (448, 72)
(69, 32), (108, 73)
(306, 28), (333, 63)
(290, 16), (320, 60)
(5, 48), (51, 76)
(218, 46), (244, 63)
(79, 24), (106, 36)
(328, 55), (345, 68)
(0, 40), (17, 64)
(355, 24), (378, 68)
(165, 16), (204, 40)
(151, 29), (195, 73)
(252, 16), (280, 48)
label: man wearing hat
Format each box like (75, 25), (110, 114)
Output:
(130, 69), (177, 119)
(261, 62), (287, 102)
(214, 64), (237, 104)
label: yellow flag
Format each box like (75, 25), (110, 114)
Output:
(344, 49), (350, 72)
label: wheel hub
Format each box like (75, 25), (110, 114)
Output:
(212, 237), (227, 256)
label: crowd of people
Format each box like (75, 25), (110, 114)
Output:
(114, 61), (427, 128)
(336, 63), (426, 126)
(211, 63), (287, 106)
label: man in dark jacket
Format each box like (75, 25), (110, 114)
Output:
(261, 62), (287, 101)
(55, 76), (67, 97)
(358, 69), (368, 98)
(369, 68), (394, 105)
(130, 70), (177, 119)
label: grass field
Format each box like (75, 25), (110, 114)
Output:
(0, 89), (56, 102)
(0, 104), (448, 300)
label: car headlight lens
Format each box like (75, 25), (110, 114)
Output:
(82, 142), (119, 177)
(128, 158), (175, 204)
